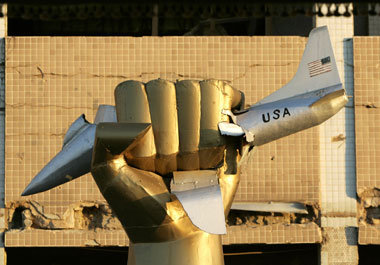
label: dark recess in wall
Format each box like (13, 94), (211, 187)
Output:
(6, 244), (319, 265)
(359, 245), (380, 265)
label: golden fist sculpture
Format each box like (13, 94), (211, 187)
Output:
(23, 27), (348, 265)
(91, 79), (244, 264)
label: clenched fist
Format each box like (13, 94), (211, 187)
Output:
(91, 79), (244, 244)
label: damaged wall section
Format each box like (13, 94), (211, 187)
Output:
(7, 201), (320, 232)
(358, 188), (380, 226)
(7, 201), (122, 231)
(228, 204), (320, 226)
(5, 200), (322, 246)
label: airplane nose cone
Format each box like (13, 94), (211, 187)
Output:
(21, 125), (96, 196)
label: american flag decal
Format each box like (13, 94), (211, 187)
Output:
(308, 56), (332, 77)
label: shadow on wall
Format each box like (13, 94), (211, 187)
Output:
(345, 227), (358, 246)
(343, 37), (357, 200)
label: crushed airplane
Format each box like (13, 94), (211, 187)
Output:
(22, 26), (347, 265)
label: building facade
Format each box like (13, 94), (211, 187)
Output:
(0, 1), (380, 265)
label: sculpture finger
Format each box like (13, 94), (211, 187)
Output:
(199, 80), (242, 169)
(176, 80), (201, 170)
(115, 81), (156, 171)
(146, 79), (179, 175)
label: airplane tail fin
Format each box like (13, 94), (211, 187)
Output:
(219, 26), (347, 146)
(255, 26), (342, 106)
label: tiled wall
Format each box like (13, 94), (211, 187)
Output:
(237, 130), (319, 203)
(5, 230), (128, 247)
(354, 37), (380, 245)
(5, 223), (321, 247)
(354, 37), (380, 192)
(5, 36), (320, 246)
(359, 226), (380, 245)
(223, 224), (321, 245)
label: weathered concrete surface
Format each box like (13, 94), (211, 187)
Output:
(7, 200), (321, 231)
(358, 187), (380, 225)
(4, 200), (323, 246)
(227, 204), (320, 226)
(7, 200), (122, 231)
(320, 227), (358, 265)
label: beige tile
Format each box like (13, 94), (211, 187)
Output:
(354, 37), (380, 243)
(354, 37), (380, 190)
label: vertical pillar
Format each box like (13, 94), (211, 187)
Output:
(320, 227), (358, 265)
(0, 4), (6, 265)
(315, 3), (358, 265)
(152, 4), (159, 36)
(368, 4), (380, 35)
